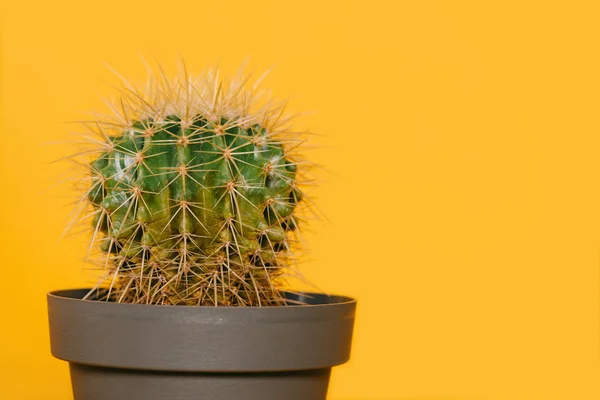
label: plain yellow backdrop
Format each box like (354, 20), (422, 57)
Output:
(2, 1), (600, 399)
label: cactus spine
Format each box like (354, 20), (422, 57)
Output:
(78, 66), (308, 306)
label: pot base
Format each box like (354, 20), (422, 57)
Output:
(70, 363), (331, 400)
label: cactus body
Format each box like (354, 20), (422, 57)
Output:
(81, 68), (306, 306)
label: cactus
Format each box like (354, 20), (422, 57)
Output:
(76, 66), (309, 306)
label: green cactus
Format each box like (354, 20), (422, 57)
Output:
(80, 67), (307, 306)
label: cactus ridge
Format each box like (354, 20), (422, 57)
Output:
(73, 66), (310, 306)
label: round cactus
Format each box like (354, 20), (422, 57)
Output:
(76, 66), (309, 306)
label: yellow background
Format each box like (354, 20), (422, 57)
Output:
(2, 1), (600, 399)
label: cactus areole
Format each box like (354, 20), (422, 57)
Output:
(48, 66), (356, 400)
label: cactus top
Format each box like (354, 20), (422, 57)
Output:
(79, 67), (308, 306)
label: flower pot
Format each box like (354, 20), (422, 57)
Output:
(47, 289), (356, 400)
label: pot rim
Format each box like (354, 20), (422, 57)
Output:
(47, 288), (356, 309)
(48, 288), (357, 372)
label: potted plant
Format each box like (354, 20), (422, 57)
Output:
(47, 65), (357, 400)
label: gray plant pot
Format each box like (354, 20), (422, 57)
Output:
(47, 289), (356, 400)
